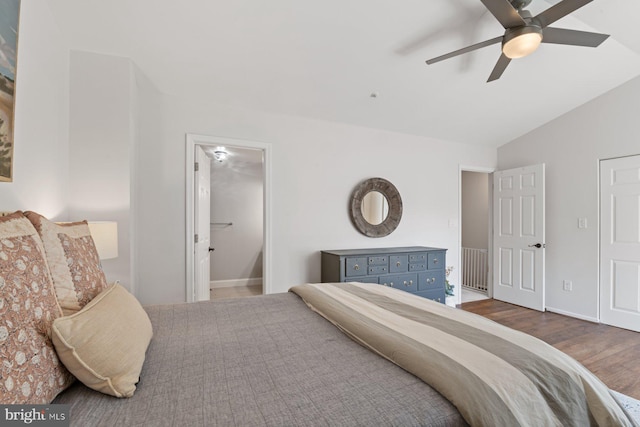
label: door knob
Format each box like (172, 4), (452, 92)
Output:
(209, 247), (215, 252)
(528, 243), (545, 248)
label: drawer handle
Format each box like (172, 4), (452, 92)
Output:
(433, 258), (439, 264)
(354, 264), (360, 271)
(396, 261), (401, 267)
(390, 282), (394, 287)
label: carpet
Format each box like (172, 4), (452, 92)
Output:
(612, 390), (640, 423)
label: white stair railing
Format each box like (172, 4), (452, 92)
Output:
(462, 247), (488, 292)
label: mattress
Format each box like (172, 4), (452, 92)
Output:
(53, 292), (466, 426)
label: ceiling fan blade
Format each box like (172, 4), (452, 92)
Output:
(487, 54), (511, 82)
(426, 36), (503, 65)
(534, 0), (592, 28)
(542, 27), (609, 47)
(480, 0), (526, 29)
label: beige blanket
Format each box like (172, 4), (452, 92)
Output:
(290, 282), (636, 427)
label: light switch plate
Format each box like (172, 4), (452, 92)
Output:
(578, 218), (587, 229)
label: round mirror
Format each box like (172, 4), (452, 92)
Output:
(350, 178), (402, 237)
(361, 191), (389, 225)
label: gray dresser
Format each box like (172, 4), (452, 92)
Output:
(321, 246), (447, 304)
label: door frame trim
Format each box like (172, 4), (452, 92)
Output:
(458, 165), (495, 305)
(185, 134), (272, 303)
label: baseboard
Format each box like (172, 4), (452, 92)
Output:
(546, 306), (599, 323)
(210, 277), (263, 289)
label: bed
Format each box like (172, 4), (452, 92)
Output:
(52, 282), (637, 427)
(1, 211), (636, 426)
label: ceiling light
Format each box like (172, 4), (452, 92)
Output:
(213, 147), (228, 162)
(502, 26), (543, 59)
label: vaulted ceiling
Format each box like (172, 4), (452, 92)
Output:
(50, 0), (640, 147)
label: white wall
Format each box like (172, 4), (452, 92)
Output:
(68, 51), (134, 292)
(461, 171), (489, 250)
(0, 2), (69, 217)
(498, 74), (640, 321)
(8, 20), (496, 306)
(209, 152), (263, 283)
(133, 91), (496, 304)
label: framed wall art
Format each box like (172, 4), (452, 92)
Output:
(0, 0), (20, 182)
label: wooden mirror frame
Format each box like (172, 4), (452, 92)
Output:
(350, 177), (403, 238)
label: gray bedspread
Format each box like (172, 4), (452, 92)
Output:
(53, 292), (466, 426)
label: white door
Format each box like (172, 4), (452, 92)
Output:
(600, 155), (640, 332)
(194, 146), (211, 301)
(493, 164), (546, 311)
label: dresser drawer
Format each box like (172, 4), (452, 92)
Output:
(409, 262), (427, 272)
(379, 273), (418, 292)
(345, 257), (367, 277)
(409, 253), (428, 263)
(427, 252), (445, 270)
(368, 256), (388, 266)
(390, 255), (408, 273)
(368, 265), (389, 275)
(418, 271), (445, 291)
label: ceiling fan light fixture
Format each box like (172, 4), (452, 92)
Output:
(502, 26), (543, 59)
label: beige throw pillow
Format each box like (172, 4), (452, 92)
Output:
(51, 283), (153, 398)
(25, 211), (108, 315)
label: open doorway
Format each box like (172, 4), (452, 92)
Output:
(207, 145), (264, 300)
(185, 134), (272, 303)
(460, 168), (492, 303)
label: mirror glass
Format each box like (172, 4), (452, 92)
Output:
(361, 191), (389, 225)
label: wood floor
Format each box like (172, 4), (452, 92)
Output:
(462, 299), (640, 399)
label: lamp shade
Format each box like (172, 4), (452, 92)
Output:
(88, 221), (118, 260)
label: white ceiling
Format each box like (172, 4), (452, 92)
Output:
(49, 0), (640, 147)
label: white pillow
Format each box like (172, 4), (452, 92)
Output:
(51, 283), (153, 397)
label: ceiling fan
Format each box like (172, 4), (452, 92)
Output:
(426, 0), (609, 82)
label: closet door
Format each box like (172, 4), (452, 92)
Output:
(600, 155), (640, 332)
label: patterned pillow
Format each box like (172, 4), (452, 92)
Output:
(0, 211), (75, 403)
(24, 211), (108, 316)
